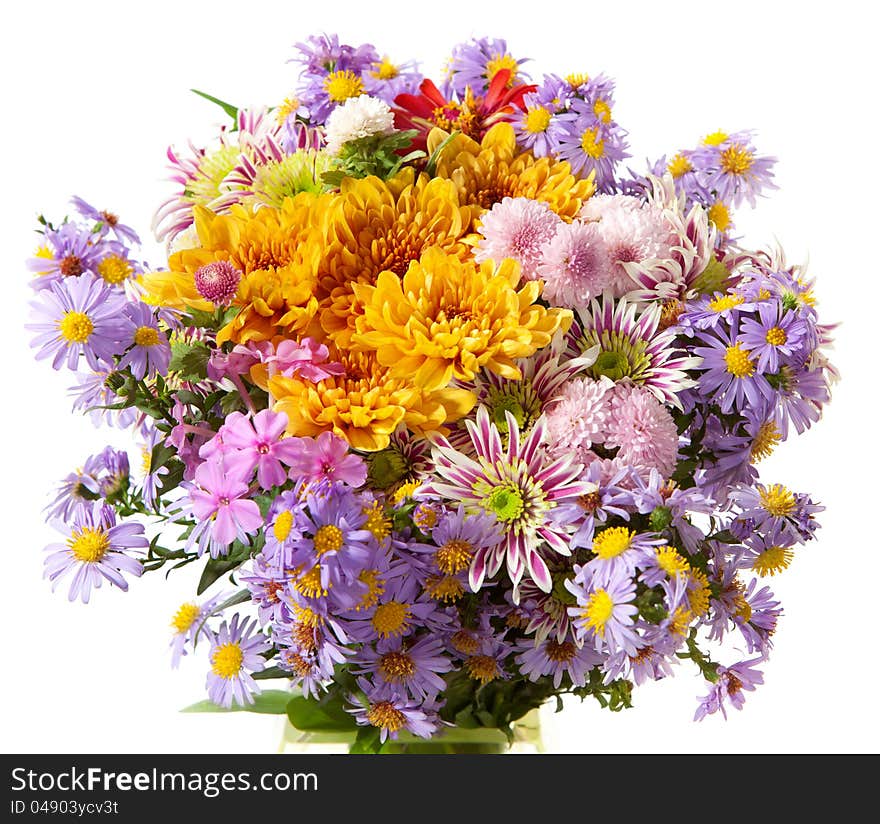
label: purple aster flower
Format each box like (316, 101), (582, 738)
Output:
(427, 406), (594, 594)
(693, 131), (777, 208)
(43, 502), (146, 603)
(442, 36), (530, 98)
(27, 222), (102, 291)
(739, 301), (807, 372)
(769, 363), (830, 437)
(168, 593), (225, 668)
(679, 290), (757, 331)
(91, 446), (130, 501)
(185, 458), (264, 557)
(285, 431), (368, 489)
(582, 523), (665, 583)
(70, 196), (141, 245)
(28, 274), (127, 371)
(354, 635), (453, 700)
(694, 656), (765, 720)
(569, 461), (635, 549)
(514, 91), (566, 156)
(348, 677), (440, 743)
(206, 614), (270, 708)
(602, 625), (680, 686)
(736, 578), (782, 654)
(361, 55), (423, 105)
(567, 565), (641, 656)
(116, 302), (171, 380)
(262, 488), (306, 570)
(67, 368), (136, 429)
(45, 453), (105, 520)
(515, 635), (602, 688)
(556, 98), (629, 191)
(631, 469), (714, 554)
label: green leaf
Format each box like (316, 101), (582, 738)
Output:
(252, 666), (290, 681)
(169, 341), (211, 381)
(348, 726), (383, 754)
(191, 89), (239, 122)
(197, 558), (243, 595)
(181, 689), (292, 714)
(425, 129), (461, 177)
(286, 693), (357, 733)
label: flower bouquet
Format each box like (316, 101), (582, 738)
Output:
(27, 34), (837, 753)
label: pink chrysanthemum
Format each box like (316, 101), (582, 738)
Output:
(474, 197), (561, 281)
(544, 377), (614, 463)
(603, 384), (679, 478)
(581, 194), (676, 296)
(536, 220), (613, 308)
(194, 261), (242, 305)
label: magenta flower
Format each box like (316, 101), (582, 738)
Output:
(265, 338), (345, 382)
(214, 410), (301, 490)
(286, 431), (368, 489)
(187, 458), (263, 556)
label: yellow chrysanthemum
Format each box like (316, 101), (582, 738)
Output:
(312, 169), (474, 349)
(428, 123), (595, 224)
(269, 349), (476, 452)
(352, 248), (571, 391)
(142, 193), (330, 345)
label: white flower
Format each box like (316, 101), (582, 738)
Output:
(324, 95), (395, 155)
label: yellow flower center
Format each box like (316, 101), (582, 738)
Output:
(582, 589), (614, 636)
(486, 53), (519, 85)
(687, 571), (711, 617)
(435, 539), (474, 574)
(59, 311), (94, 344)
(670, 606), (694, 636)
(708, 293), (744, 313)
(97, 255), (133, 284)
(294, 566), (328, 598)
(356, 569), (385, 611)
(171, 602), (200, 633)
(759, 484), (796, 516)
(367, 701), (406, 732)
(313, 524), (344, 555)
(765, 326), (787, 346)
(750, 421), (781, 463)
(324, 70), (364, 103)
(134, 325), (159, 347)
(592, 526), (634, 559)
(724, 344), (756, 378)
(424, 574), (465, 602)
(655, 546), (690, 577)
(702, 130), (729, 146)
(211, 642), (243, 679)
(466, 654), (500, 684)
(379, 651), (416, 681)
(273, 510), (294, 543)
(667, 153), (693, 178)
(751, 545), (793, 577)
(593, 99), (612, 124)
(450, 630), (480, 655)
(524, 106), (552, 134)
(292, 603), (323, 627)
(565, 72), (589, 88)
(362, 502), (391, 541)
(371, 57), (399, 80)
(69, 526), (109, 562)
(391, 481), (420, 504)
(708, 201), (732, 232)
(371, 601), (411, 637)
(275, 96), (300, 126)
(141, 447), (152, 474)
(720, 144), (754, 176)
(580, 126), (605, 158)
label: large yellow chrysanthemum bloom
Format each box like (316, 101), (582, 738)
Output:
(141, 193), (330, 344)
(352, 248), (572, 392)
(313, 169), (474, 349)
(269, 349), (476, 452)
(429, 122), (595, 223)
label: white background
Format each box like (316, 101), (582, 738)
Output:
(1, 0), (876, 754)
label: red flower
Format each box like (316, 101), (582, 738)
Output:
(394, 70), (536, 151)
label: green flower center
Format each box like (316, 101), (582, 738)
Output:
(582, 329), (652, 384)
(367, 448), (410, 489)
(485, 484), (525, 522)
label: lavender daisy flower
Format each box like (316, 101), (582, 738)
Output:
(602, 626), (679, 686)
(583, 524), (665, 583)
(768, 363), (830, 437)
(68, 369), (137, 430)
(117, 302), (171, 380)
(46, 455), (104, 520)
(679, 290), (756, 331)
(556, 99), (629, 191)
(70, 196), (141, 245)
(569, 461), (635, 549)
(515, 635), (602, 688)
(567, 565), (641, 657)
(736, 578), (782, 654)
(169, 593), (225, 668)
(262, 488), (306, 570)
(695, 132), (777, 208)
(272, 618), (348, 699)
(206, 614), (270, 708)
(694, 656), (765, 720)
(348, 677), (440, 743)
(43, 502), (146, 603)
(631, 469), (714, 554)
(241, 556), (291, 625)
(28, 274), (127, 371)
(427, 406), (595, 594)
(27, 222), (102, 291)
(514, 91), (566, 156)
(354, 635), (452, 700)
(739, 301), (807, 372)
(93, 446), (130, 501)
(361, 55), (423, 104)
(443, 36), (529, 98)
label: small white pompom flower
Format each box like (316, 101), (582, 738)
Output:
(324, 95), (395, 155)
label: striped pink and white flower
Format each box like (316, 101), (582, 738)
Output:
(426, 406), (594, 596)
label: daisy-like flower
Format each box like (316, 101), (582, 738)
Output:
(567, 565), (641, 656)
(27, 222), (102, 291)
(285, 431), (368, 489)
(323, 95), (395, 155)
(28, 274), (127, 371)
(631, 469), (714, 554)
(361, 54), (423, 105)
(348, 677), (440, 743)
(442, 36), (530, 98)
(44, 502), (147, 603)
(261, 488), (305, 570)
(555, 99), (629, 191)
(695, 131), (777, 208)
(185, 458), (264, 557)
(474, 196), (561, 280)
(543, 376), (613, 463)
(68, 369), (137, 430)
(583, 524), (664, 582)
(537, 220), (613, 307)
(168, 593), (225, 668)
(570, 294), (700, 408)
(514, 91), (565, 156)
(46, 453), (104, 520)
(693, 656), (765, 720)
(739, 301), (807, 372)
(427, 405), (595, 593)
(515, 635), (602, 688)
(604, 384), (680, 479)
(117, 302), (171, 380)
(206, 614), (270, 708)
(353, 248), (570, 392)
(354, 635), (452, 700)
(70, 196), (141, 245)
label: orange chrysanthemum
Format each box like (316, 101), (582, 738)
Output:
(313, 169), (474, 349)
(269, 348), (476, 452)
(429, 122), (595, 224)
(141, 193), (329, 345)
(352, 248), (571, 391)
